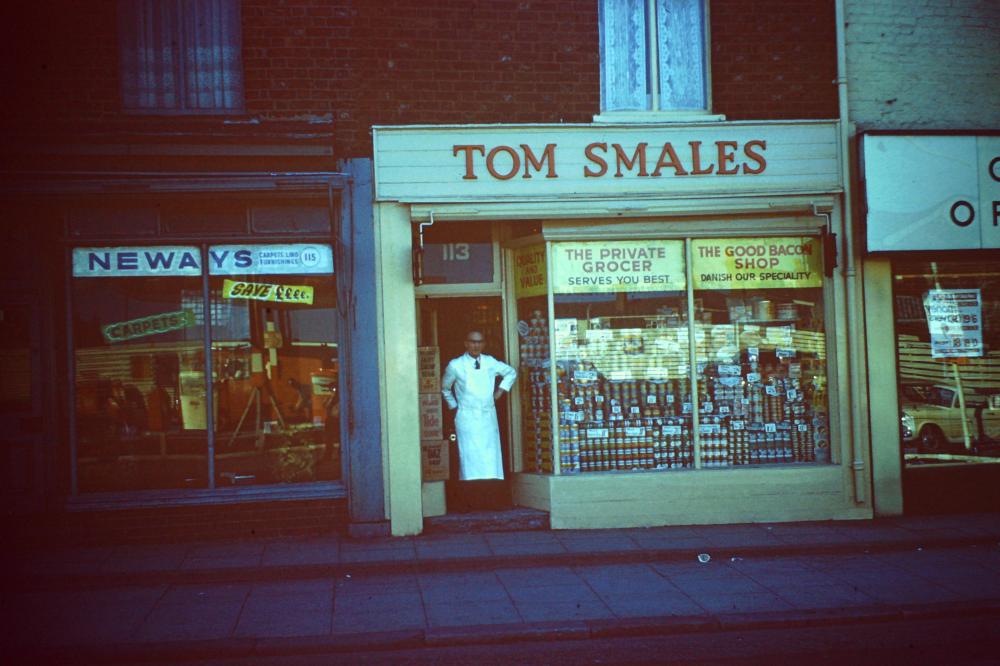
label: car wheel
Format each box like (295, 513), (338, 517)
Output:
(918, 425), (947, 453)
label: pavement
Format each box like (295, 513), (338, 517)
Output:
(5, 512), (1000, 663)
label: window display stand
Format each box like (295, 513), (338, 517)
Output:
(225, 381), (286, 451)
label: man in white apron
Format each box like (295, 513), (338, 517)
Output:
(441, 330), (517, 481)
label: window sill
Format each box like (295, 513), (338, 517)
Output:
(593, 111), (727, 124)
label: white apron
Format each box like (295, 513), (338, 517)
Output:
(441, 353), (516, 480)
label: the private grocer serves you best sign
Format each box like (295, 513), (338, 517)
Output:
(552, 240), (686, 294)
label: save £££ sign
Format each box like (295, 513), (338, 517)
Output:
(222, 279), (314, 305)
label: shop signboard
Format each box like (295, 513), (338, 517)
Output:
(691, 237), (823, 290)
(923, 288), (983, 358)
(72, 246), (202, 277)
(863, 134), (1000, 251)
(73, 244), (335, 277)
(374, 121), (841, 202)
(209, 244), (334, 275)
(513, 245), (547, 298)
(552, 240), (686, 294)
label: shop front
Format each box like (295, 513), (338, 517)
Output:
(374, 121), (873, 535)
(862, 133), (1000, 516)
(54, 175), (355, 512)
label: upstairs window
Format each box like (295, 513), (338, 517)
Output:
(118, 0), (244, 113)
(599, 0), (711, 117)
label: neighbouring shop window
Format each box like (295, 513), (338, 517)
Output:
(209, 244), (339, 485)
(118, 0), (244, 113)
(72, 246), (207, 492)
(515, 235), (831, 475)
(599, 0), (708, 113)
(894, 260), (1000, 466)
(70, 242), (339, 493)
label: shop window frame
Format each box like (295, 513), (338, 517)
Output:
(414, 221), (503, 297)
(890, 254), (1000, 467)
(64, 226), (344, 499)
(505, 221), (838, 477)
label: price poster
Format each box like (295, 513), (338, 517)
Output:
(923, 288), (983, 358)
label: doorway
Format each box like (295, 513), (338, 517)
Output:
(418, 296), (513, 513)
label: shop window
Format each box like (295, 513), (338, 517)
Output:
(209, 244), (339, 486)
(70, 242), (339, 493)
(894, 260), (1000, 465)
(71, 246), (207, 492)
(118, 0), (244, 113)
(599, 0), (709, 114)
(513, 236), (831, 475)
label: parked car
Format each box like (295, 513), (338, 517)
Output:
(900, 383), (1000, 453)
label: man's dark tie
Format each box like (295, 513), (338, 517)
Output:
(474, 359), (480, 369)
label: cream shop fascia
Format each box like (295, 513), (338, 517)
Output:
(372, 121), (871, 535)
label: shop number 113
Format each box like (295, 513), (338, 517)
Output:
(442, 243), (471, 261)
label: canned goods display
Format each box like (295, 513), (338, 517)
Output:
(519, 305), (830, 475)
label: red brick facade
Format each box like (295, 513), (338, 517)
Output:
(5, 0), (838, 161)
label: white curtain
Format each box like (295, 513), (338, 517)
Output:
(600, 0), (649, 111)
(601, 0), (707, 112)
(657, 0), (707, 110)
(119, 0), (243, 112)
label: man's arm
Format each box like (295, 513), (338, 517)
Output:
(441, 361), (459, 410)
(492, 358), (517, 400)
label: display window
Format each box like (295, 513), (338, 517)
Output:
(513, 235), (832, 475)
(893, 259), (1000, 466)
(72, 246), (207, 491)
(70, 243), (339, 493)
(209, 244), (339, 485)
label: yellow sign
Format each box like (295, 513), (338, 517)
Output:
(222, 279), (314, 304)
(692, 237), (822, 290)
(552, 241), (686, 294)
(513, 245), (547, 299)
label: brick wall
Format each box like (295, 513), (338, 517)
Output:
(5, 0), (839, 161)
(711, 0), (838, 121)
(242, 0), (600, 158)
(845, 0), (1000, 130)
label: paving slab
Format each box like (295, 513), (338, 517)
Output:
(234, 594), (333, 638)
